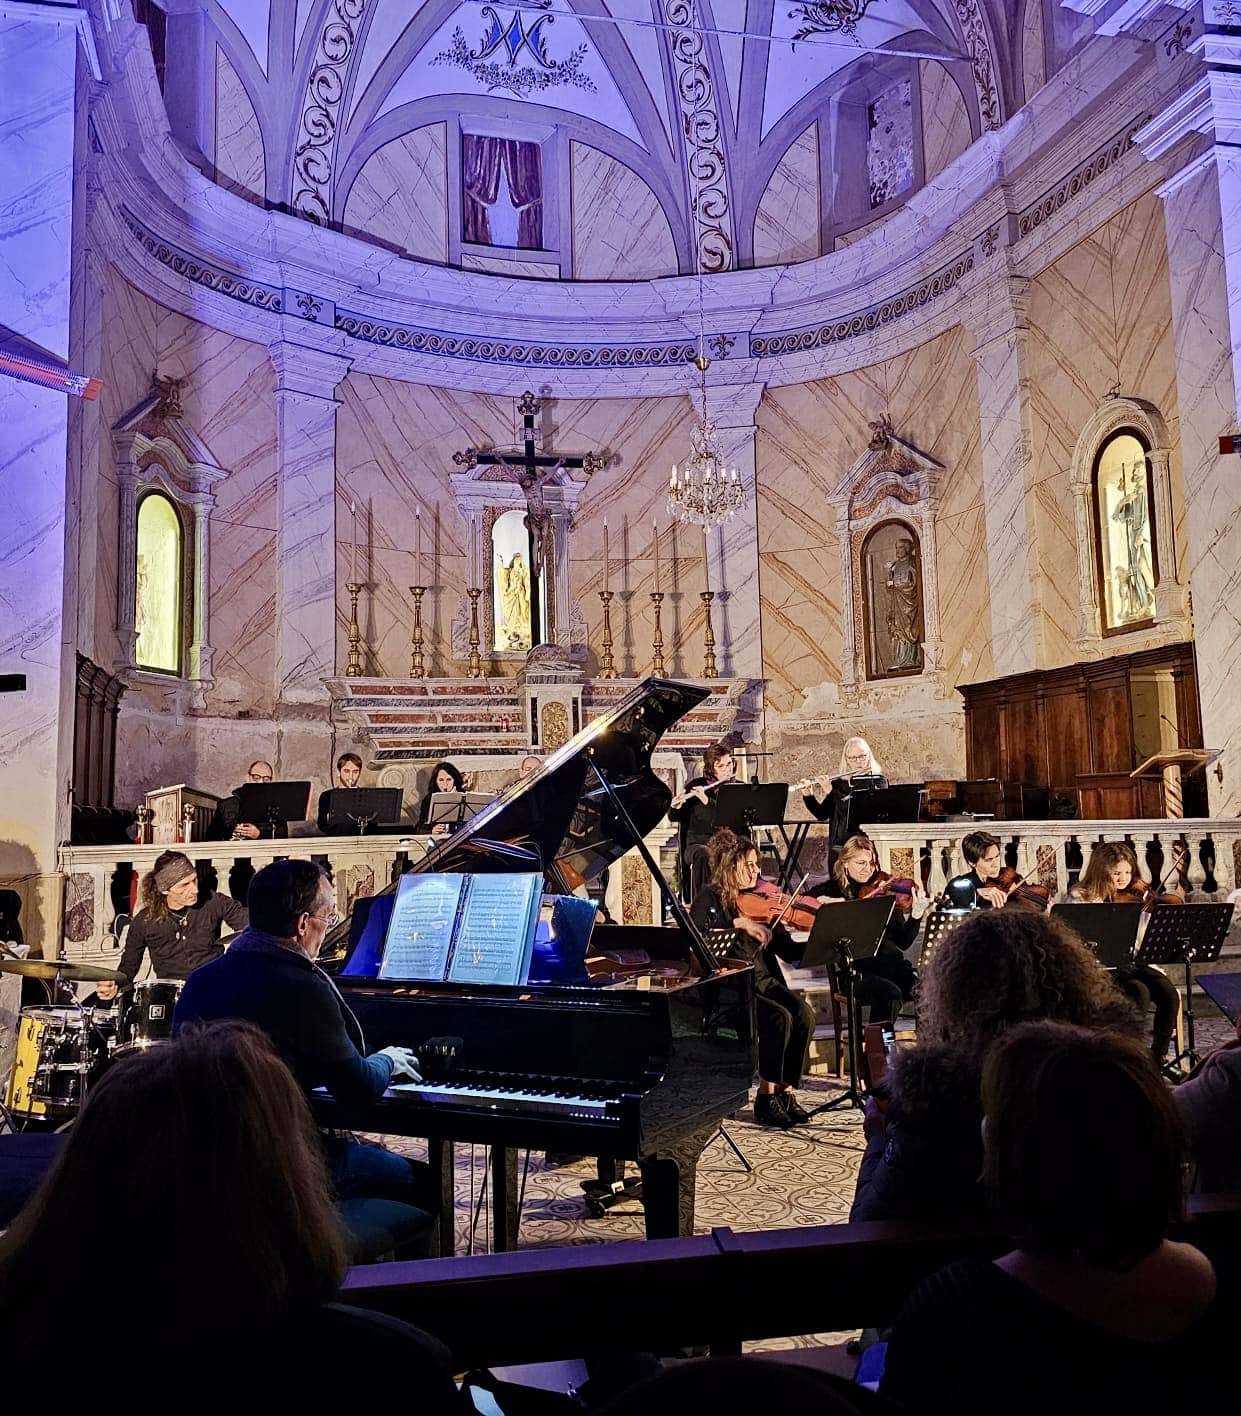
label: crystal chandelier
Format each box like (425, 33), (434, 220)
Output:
(668, 355), (744, 528)
(668, 0), (747, 531)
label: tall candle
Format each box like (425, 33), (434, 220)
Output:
(415, 505), (423, 585)
(467, 519), (475, 587)
(703, 525), (710, 595)
(603, 517), (609, 591)
(350, 499), (358, 583)
(653, 519), (660, 590)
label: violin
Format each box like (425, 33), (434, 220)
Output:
(1115, 845), (1187, 910)
(856, 869), (919, 914)
(994, 867), (1053, 910)
(736, 878), (823, 932)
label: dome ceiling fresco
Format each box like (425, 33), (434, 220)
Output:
(186, 0), (1015, 273)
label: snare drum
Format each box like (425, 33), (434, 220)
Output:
(5, 1007), (107, 1116)
(117, 979), (183, 1052)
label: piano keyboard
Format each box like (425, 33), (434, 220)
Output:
(389, 1073), (623, 1119)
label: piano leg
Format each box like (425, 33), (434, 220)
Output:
(429, 1138), (455, 1257)
(637, 1125), (713, 1240)
(489, 1145), (520, 1252)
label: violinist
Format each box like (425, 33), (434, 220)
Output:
(690, 829), (815, 1130)
(943, 832), (1011, 910)
(798, 737), (887, 858)
(1064, 842), (1181, 1064)
(668, 743), (737, 901)
(812, 836), (915, 1019)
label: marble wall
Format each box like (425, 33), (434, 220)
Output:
(340, 125), (448, 264)
(213, 44), (264, 207)
(569, 143), (678, 280)
(920, 61), (972, 185)
(753, 124), (820, 268)
(1024, 190), (1185, 667)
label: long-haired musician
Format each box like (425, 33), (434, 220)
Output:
(800, 737), (888, 858)
(668, 742), (737, 900)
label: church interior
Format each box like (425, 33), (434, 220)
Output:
(4, 0), (1241, 1405)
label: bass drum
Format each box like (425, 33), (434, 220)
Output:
(116, 979), (183, 1053)
(5, 1007), (107, 1116)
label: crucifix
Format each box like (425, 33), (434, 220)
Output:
(452, 391), (606, 643)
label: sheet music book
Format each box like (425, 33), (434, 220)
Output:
(378, 872), (542, 986)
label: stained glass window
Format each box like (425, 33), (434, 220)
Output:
(867, 81), (914, 209)
(1093, 430), (1157, 632)
(135, 491), (183, 673)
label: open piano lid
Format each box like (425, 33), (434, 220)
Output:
(412, 677), (709, 882)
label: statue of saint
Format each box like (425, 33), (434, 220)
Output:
(496, 551), (532, 650)
(884, 537), (923, 670)
(1111, 462), (1154, 619)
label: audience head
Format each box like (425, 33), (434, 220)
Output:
(834, 835), (878, 888)
(982, 1021), (1184, 1269)
(706, 828), (759, 909)
(597, 1356), (882, 1416)
(247, 859), (335, 956)
(838, 736), (882, 777)
(246, 760), (274, 783)
(139, 850), (198, 920)
(702, 743), (735, 783)
(916, 909), (1137, 1063)
(1077, 841), (1136, 900)
(335, 752), (362, 787)
(427, 760), (465, 796)
(0, 1023), (346, 1351)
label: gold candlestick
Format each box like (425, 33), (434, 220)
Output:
(598, 590), (617, 678)
(408, 586), (427, 678)
(466, 587), (483, 678)
(700, 590), (717, 679)
(346, 582), (364, 677)
(650, 592), (666, 676)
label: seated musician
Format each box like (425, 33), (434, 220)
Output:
(173, 861), (436, 1238)
(95, 850), (248, 1005)
(416, 760), (467, 838)
(943, 831), (1011, 909)
(1063, 841), (1181, 1065)
(209, 760), (288, 841)
(812, 835), (916, 1014)
(668, 742), (737, 901)
(799, 737), (887, 859)
(690, 829), (815, 1130)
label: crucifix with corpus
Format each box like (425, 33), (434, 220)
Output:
(452, 391), (606, 652)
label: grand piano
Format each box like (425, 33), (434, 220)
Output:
(318, 678), (757, 1251)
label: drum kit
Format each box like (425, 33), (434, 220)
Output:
(1, 957), (183, 1125)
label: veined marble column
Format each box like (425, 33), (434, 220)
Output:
(703, 383), (765, 680)
(0, 13), (92, 954)
(965, 271), (1046, 677)
(1138, 55), (1241, 812)
(269, 343), (351, 705)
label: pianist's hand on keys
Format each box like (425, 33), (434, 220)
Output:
(378, 1045), (422, 1082)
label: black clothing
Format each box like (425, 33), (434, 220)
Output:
(173, 930), (392, 1106)
(209, 790), (289, 841)
(690, 886), (814, 1087)
(1114, 963), (1180, 1063)
(943, 869), (994, 909)
(881, 1254), (1236, 1416)
(416, 761), (467, 829)
(802, 774), (889, 853)
(811, 878), (914, 1025)
(667, 776), (720, 853)
(117, 893), (248, 985)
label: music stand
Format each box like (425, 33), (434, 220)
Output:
(1135, 903), (1234, 1070)
(713, 782), (790, 835)
(235, 781), (312, 838)
(428, 791), (492, 833)
(800, 896), (894, 1115)
(917, 904), (972, 969)
(849, 784), (924, 832)
(317, 787), (403, 836)
(1050, 903), (1144, 969)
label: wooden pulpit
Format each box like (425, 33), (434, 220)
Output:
(1129, 749), (1220, 819)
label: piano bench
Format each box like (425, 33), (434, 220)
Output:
(337, 1197), (438, 1265)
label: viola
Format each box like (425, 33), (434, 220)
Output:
(736, 878), (823, 932)
(1114, 878), (1185, 911)
(994, 866), (1053, 910)
(856, 868), (918, 914)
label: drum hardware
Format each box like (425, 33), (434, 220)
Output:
(116, 979), (183, 1053)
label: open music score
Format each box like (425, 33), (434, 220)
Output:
(379, 872), (543, 987)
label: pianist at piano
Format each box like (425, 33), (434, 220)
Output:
(173, 860), (437, 1247)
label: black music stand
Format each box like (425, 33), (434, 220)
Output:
(235, 781), (312, 838)
(317, 787), (403, 835)
(848, 783), (924, 832)
(800, 896), (894, 1115)
(1050, 903), (1144, 969)
(917, 904), (972, 969)
(428, 791), (492, 833)
(1136, 903), (1234, 1071)
(714, 782), (793, 888)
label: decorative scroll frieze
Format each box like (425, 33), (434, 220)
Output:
(121, 207), (283, 311)
(1017, 118), (1147, 238)
(292, 0), (368, 225)
(663, 0), (733, 273)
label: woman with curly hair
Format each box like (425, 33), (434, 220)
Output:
(851, 909), (1139, 1224)
(689, 829), (816, 1128)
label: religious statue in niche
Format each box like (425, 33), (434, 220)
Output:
(492, 507), (538, 651)
(1094, 430), (1156, 630)
(862, 520), (924, 677)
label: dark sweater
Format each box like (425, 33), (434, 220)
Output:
(667, 776), (720, 853)
(118, 893), (248, 984)
(881, 1255), (1237, 1416)
(173, 931), (393, 1107)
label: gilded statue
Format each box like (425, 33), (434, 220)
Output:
(496, 551), (532, 650)
(884, 537), (923, 670)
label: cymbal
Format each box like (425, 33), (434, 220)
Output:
(0, 957), (129, 983)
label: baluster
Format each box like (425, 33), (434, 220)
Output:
(1012, 830), (1038, 882)
(1062, 835), (1085, 893)
(1196, 832), (1218, 897)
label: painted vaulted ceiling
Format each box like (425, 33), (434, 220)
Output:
(179, 1), (1040, 273)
